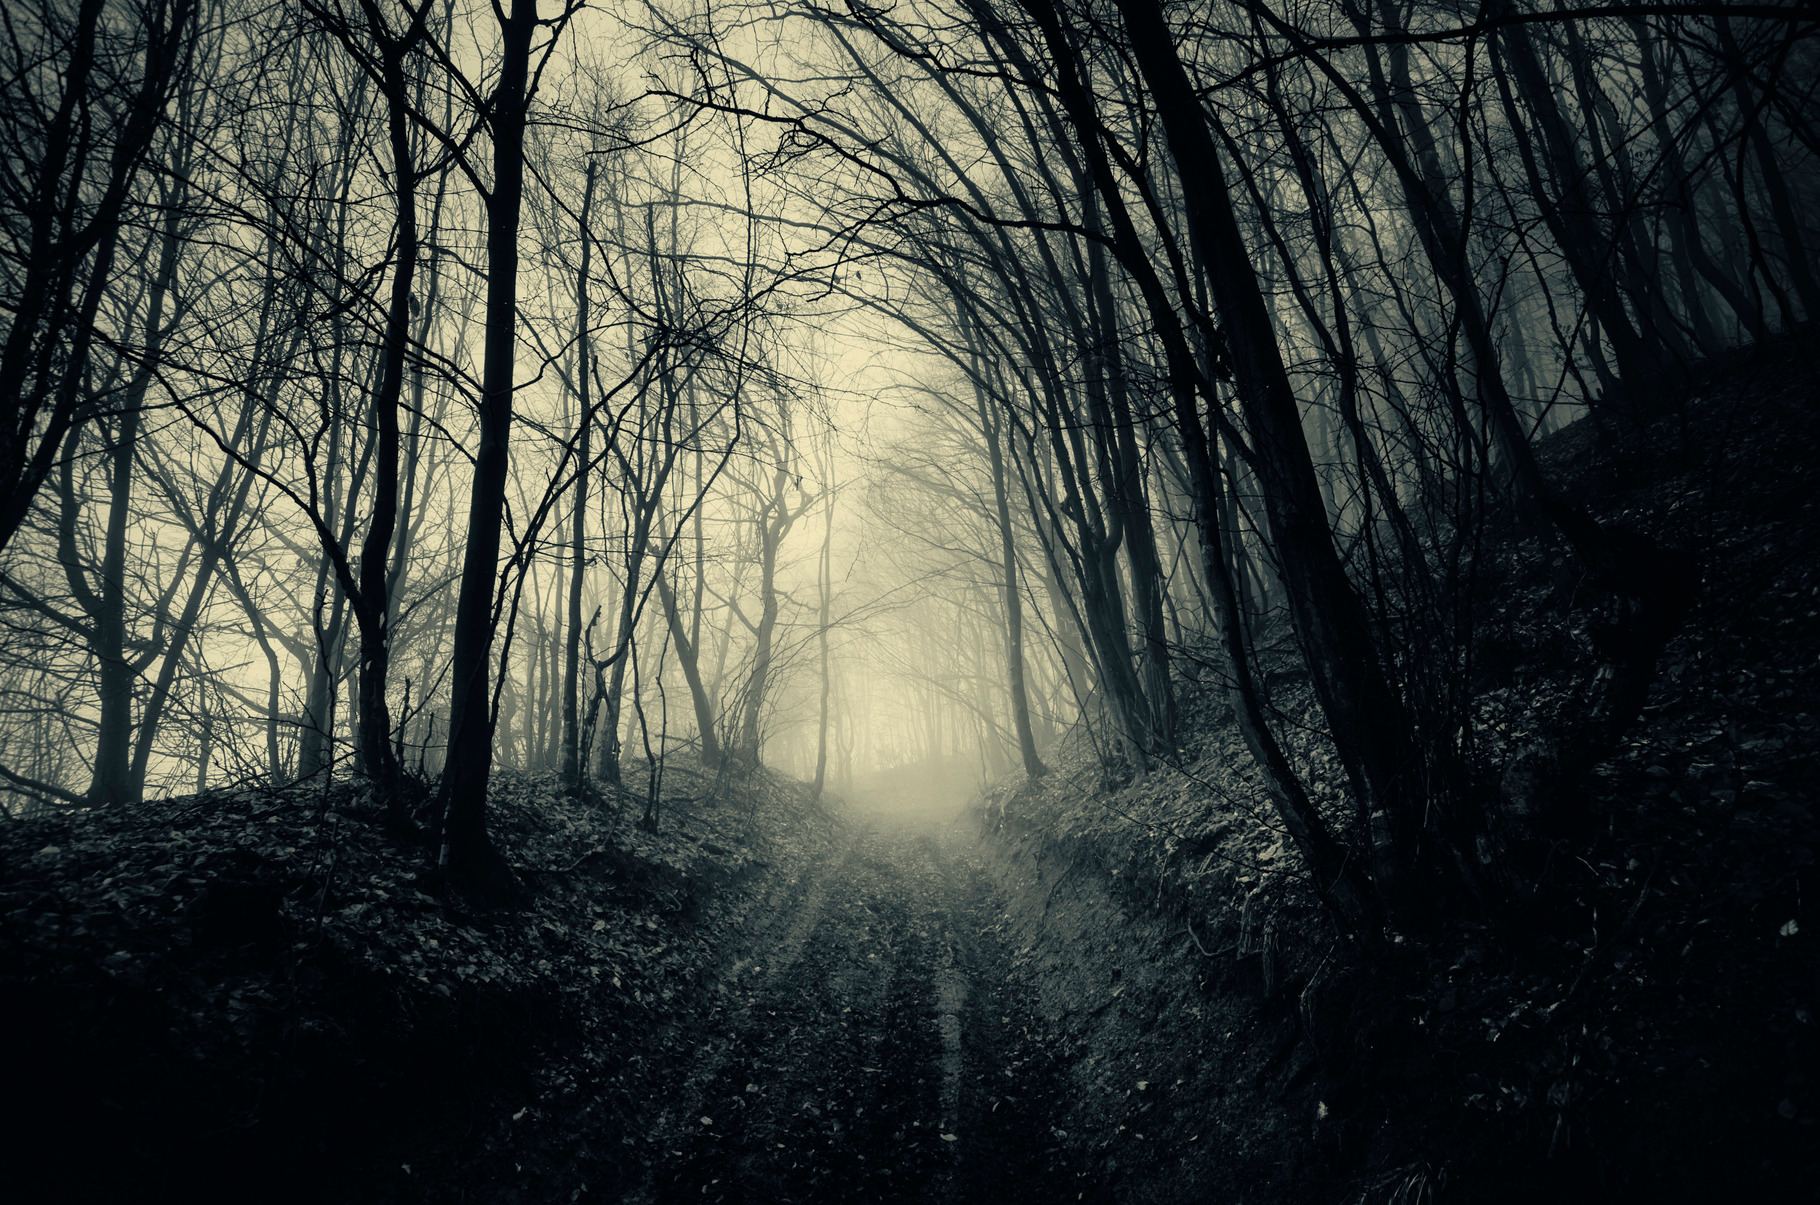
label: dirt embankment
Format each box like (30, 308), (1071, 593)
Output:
(0, 766), (846, 1203)
(970, 808), (1333, 1204)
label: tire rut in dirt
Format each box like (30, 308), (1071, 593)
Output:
(931, 832), (1114, 1205)
(644, 840), (951, 1203)
(638, 823), (1109, 1204)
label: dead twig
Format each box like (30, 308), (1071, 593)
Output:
(1185, 915), (1234, 958)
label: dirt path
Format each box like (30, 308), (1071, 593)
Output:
(625, 805), (1109, 1204)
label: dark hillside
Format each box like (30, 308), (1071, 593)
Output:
(0, 767), (839, 1203)
(972, 331), (1820, 1202)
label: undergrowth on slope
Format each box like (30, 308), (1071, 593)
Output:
(977, 332), (1820, 1201)
(0, 761), (838, 1203)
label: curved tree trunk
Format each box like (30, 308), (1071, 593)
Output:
(353, 15), (431, 828)
(1112, 0), (1432, 901)
(1019, 0), (1379, 931)
(733, 462), (800, 769)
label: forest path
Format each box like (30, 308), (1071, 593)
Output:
(625, 801), (1109, 1204)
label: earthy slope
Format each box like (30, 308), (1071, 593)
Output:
(969, 330), (1820, 1201)
(0, 766), (839, 1203)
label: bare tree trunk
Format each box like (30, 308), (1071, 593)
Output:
(811, 459), (835, 800)
(1085, 199), (1175, 752)
(82, 181), (187, 805)
(594, 450), (687, 784)
(1037, 369), (1149, 770)
(1021, 448), (1096, 728)
(351, 6), (432, 826)
(1717, 16), (1820, 323)
(594, 553), (645, 786)
(194, 703), (212, 796)
(386, 164), (453, 624)
(561, 161), (598, 788)
(296, 577), (349, 782)
(654, 564), (721, 765)
(975, 375), (1046, 779)
(440, 0), (536, 901)
(734, 460), (802, 768)
(85, 402), (142, 807)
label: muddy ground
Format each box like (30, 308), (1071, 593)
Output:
(617, 796), (1113, 1205)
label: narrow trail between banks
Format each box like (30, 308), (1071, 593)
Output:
(626, 805), (1111, 1204)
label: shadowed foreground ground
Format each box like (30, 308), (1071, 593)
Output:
(623, 798), (1111, 1204)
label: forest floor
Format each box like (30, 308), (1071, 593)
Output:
(617, 794), (1108, 1205)
(0, 761), (1108, 1204)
